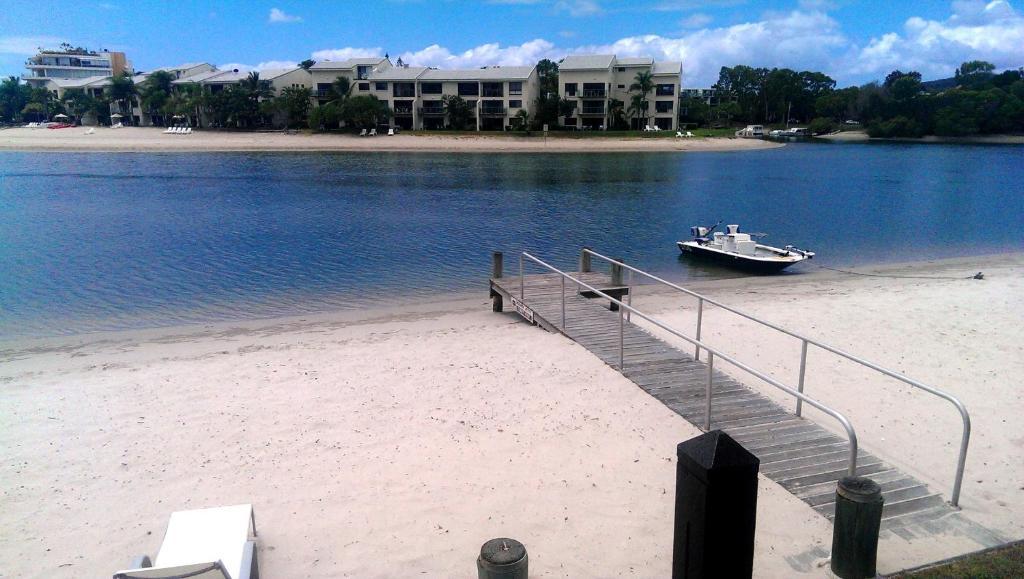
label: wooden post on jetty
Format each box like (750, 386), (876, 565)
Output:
(579, 247), (591, 273)
(611, 257), (624, 286)
(491, 252), (504, 312)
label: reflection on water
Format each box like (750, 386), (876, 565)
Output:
(1, 143), (1021, 337)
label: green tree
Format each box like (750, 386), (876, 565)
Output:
(330, 76), (353, 105)
(308, 102), (341, 131)
(531, 58), (561, 128)
(629, 70), (654, 128)
(60, 88), (101, 124)
(107, 72), (137, 124)
(442, 94), (472, 130)
(0, 76), (32, 122)
(627, 93), (647, 128)
(339, 95), (391, 129)
(299, 59), (316, 70)
(270, 86), (313, 128)
(139, 70), (175, 125)
(608, 98), (628, 129)
(512, 109), (530, 130)
(884, 70), (922, 88)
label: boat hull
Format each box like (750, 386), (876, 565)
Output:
(677, 241), (805, 274)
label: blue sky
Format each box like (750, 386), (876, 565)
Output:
(2, 1), (1022, 86)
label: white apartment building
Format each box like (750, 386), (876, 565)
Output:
(558, 55), (682, 130)
(308, 57), (393, 104)
(24, 49), (130, 86)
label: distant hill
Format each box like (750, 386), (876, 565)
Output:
(921, 77), (959, 92)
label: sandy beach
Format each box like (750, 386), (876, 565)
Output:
(1, 254), (1021, 577)
(0, 126), (782, 153)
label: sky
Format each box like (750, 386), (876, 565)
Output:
(1, 0), (1022, 87)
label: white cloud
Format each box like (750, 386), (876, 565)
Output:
(268, 8), (302, 23)
(399, 39), (559, 68)
(216, 62), (254, 72)
(215, 60), (301, 72)
(848, 0), (1024, 78)
(293, 2), (1023, 87)
(680, 13), (712, 28)
(0, 36), (66, 55)
(310, 47), (384, 62)
(554, 0), (603, 17)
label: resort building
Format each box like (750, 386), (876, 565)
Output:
(308, 57), (393, 105)
(341, 65), (539, 131)
(681, 87), (721, 105)
(23, 48), (130, 86)
(558, 55), (682, 130)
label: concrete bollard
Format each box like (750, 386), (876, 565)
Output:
(579, 247), (591, 273)
(477, 538), (528, 579)
(673, 430), (759, 579)
(831, 477), (884, 579)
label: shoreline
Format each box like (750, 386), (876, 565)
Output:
(0, 126), (783, 153)
(817, 130), (1024, 144)
(3, 251), (1017, 356)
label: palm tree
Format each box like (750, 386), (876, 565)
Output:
(107, 72), (137, 125)
(629, 70), (654, 129)
(330, 76), (352, 105)
(139, 70), (175, 125)
(608, 98), (626, 130)
(627, 94), (647, 129)
(61, 88), (99, 125)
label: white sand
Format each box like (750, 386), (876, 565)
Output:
(2, 255), (1019, 577)
(1, 299), (831, 578)
(627, 254), (1024, 558)
(0, 126), (782, 153)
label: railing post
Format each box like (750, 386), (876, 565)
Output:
(579, 247), (591, 273)
(796, 340), (808, 417)
(491, 251), (503, 279)
(704, 352), (714, 430)
(951, 413), (971, 507)
(519, 253), (524, 300)
(561, 275), (566, 330)
(626, 269), (633, 322)
(694, 298), (704, 361)
(610, 258), (624, 286)
(618, 305), (625, 371)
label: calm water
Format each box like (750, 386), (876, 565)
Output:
(1, 142), (1022, 338)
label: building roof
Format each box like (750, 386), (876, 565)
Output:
(202, 69), (251, 84)
(652, 61), (682, 75)
(368, 66), (427, 80)
(309, 57), (389, 70)
(560, 54), (616, 70)
(419, 66), (535, 81)
(172, 69), (223, 84)
(616, 57), (654, 66)
(258, 67), (305, 80)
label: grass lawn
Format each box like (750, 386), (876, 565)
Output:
(888, 541), (1024, 578)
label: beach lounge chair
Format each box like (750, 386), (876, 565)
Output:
(163, 127), (173, 134)
(686, 131), (695, 138)
(359, 128), (367, 136)
(112, 504), (258, 579)
(185, 127), (192, 135)
(85, 128), (96, 135)
(387, 128), (395, 136)
(676, 131), (684, 138)
(369, 128), (377, 136)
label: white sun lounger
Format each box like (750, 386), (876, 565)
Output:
(369, 128), (377, 136)
(85, 128), (96, 135)
(113, 504), (258, 579)
(387, 128), (395, 136)
(185, 127), (192, 134)
(358, 128), (367, 136)
(686, 131), (695, 137)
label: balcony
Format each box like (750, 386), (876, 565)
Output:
(579, 106), (606, 116)
(479, 106), (507, 117)
(482, 90), (504, 98)
(394, 107), (414, 116)
(419, 107), (446, 116)
(316, 89), (332, 98)
(581, 89), (606, 98)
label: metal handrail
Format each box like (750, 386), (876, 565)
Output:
(582, 248), (971, 507)
(520, 251), (859, 477)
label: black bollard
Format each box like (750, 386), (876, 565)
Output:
(477, 538), (528, 579)
(831, 477), (884, 579)
(673, 430), (759, 579)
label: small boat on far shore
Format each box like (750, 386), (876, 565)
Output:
(735, 125), (765, 138)
(678, 223), (814, 273)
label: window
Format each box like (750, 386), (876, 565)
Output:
(375, 82), (387, 91)
(509, 82), (523, 95)
(656, 100), (674, 113)
(582, 83), (605, 97)
(421, 82), (442, 95)
(617, 67), (626, 72)
(482, 82), (503, 97)
(509, 100), (522, 109)
(617, 84), (625, 89)
(358, 82), (369, 91)
(656, 84), (675, 96)
(458, 82), (478, 96)
(563, 117), (577, 126)
(564, 83), (577, 96)
(393, 83), (415, 97)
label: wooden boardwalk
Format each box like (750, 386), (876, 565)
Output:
(490, 270), (1004, 544)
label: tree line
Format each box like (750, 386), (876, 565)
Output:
(680, 60), (1024, 137)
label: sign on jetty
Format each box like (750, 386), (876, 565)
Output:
(489, 250), (1002, 545)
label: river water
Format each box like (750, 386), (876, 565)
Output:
(1, 142), (1021, 337)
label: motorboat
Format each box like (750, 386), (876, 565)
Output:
(678, 223), (814, 273)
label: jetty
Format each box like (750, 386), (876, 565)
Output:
(489, 249), (1003, 545)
